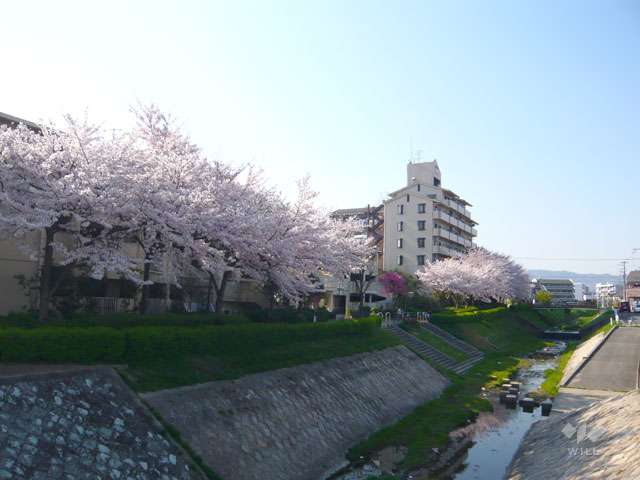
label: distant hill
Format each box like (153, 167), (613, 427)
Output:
(527, 269), (622, 289)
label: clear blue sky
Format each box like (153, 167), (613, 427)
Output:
(2, 1), (639, 274)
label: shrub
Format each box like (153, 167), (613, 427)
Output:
(0, 327), (126, 363)
(243, 307), (332, 324)
(0, 317), (381, 364)
(0, 311), (251, 329)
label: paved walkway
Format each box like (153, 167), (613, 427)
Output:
(566, 327), (640, 391)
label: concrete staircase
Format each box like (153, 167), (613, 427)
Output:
(419, 322), (484, 374)
(386, 324), (484, 375)
(387, 325), (458, 370)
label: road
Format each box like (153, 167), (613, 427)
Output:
(567, 323), (640, 391)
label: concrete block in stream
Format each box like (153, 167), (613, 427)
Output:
(510, 381), (521, 391)
(541, 400), (553, 416)
(505, 394), (518, 409)
(519, 397), (539, 413)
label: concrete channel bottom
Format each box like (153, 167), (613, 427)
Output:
(566, 327), (640, 392)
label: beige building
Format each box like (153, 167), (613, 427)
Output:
(382, 160), (477, 275)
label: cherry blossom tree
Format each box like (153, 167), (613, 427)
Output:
(417, 247), (529, 305)
(1, 105), (375, 319)
(244, 177), (372, 305)
(0, 117), (137, 320)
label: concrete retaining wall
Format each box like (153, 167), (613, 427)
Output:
(144, 346), (449, 480)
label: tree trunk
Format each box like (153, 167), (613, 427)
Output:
(138, 261), (151, 314)
(358, 269), (365, 310)
(214, 270), (232, 314)
(206, 273), (214, 311)
(38, 227), (55, 321)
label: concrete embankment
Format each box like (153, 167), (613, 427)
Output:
(0, 368), (203, 479)
(507, 391), (640, 480)
(144, 345), (449, 480)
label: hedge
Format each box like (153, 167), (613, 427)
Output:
(0, 327), (126, 363)
(0, 308), (334, 328)
(0, 311), (251, 329)
(0, 317), (380, 364)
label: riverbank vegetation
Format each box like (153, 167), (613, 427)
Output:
(348, 306), (547, 470)
(0, 317), (400, 391)
(537, 343), (577, 398)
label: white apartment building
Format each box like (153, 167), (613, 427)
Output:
(573, 282), (594, 302)
(383, 160), (477, 275)
(595, 282), (620, 308)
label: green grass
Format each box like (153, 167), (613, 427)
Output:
(430, 307), (544, 354)
(348, 306), (546, 470)
(577, 309), (612, 329)
(401, 324), (468, 362)
(533, 308), (602, 331)
(537, 343), (577, 398)
(0, 317), (401, 392)
(123, 329), (399, 391)
(348, 353), (533, 469)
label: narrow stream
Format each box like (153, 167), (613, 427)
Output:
(331, 343), (564, 480)
(444, 357), (557, 480)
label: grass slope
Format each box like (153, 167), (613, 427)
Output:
(124, 328), (399, 392)
(348, 306), (546, 470)
(0, 318), (400, 392)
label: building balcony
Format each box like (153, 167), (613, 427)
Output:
(433, 227), (473, 249)
(433, 210), (477, 236)
(442, 199), (473, 221)
(433, 244), (465, 258)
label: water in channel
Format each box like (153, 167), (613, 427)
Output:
(446, 356), (558, 480)
(331, 344), (563, 480)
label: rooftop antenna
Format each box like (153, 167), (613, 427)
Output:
(409, 137), (414, 164)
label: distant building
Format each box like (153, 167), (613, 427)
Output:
(382, 160), (477, 275)
(595, 282), (621, 308)
(532, 278), (576, 305)
(626, 271), (640, 311)
(324, 205), (389, 315)
(573, 282), (594, 302)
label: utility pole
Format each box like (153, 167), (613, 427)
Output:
(621, 261), (628, 301)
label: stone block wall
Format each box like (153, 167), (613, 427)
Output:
(0, 368), (203, 480)
(144, 346), (449, 480)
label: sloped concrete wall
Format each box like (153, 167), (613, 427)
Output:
(0, 368), (203, 479)
(144, 346), (449, 480)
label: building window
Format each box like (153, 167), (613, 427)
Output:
(397, 204), (404, 215)
(434, 177), (441, 187)
(417, 237), (425, 248)
(417, 184), (421, 191)
(397, 255), (403, 266)
(417, 220), (426, 231)
(417, 255), (426, 266)
(417, 203), (426, 213)
(397, 238), (403, 248)
(406, 194), (410, 202)
(397, 221), (403, 232)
